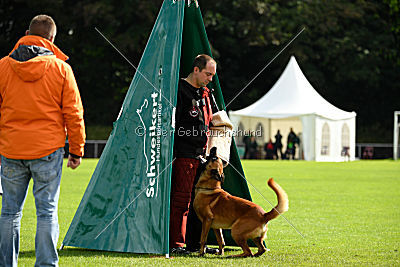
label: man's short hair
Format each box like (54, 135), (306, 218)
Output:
(29, 15), (56, 40)
(192, 54), (216, 72)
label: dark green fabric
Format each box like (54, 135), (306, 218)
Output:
(63, 0), (251, 254)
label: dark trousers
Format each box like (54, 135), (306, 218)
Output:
(169, 158), (200, 248)
(185, 170), (203, 250)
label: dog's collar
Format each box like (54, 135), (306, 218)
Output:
(195, 186), (221, 191)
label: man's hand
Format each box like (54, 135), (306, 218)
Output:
(67, 155), (81, 169)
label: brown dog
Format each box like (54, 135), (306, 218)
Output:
(193, 147), (289, 257)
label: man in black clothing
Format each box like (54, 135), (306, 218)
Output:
(287, 127), (298, 159)
(274, 130), (283, 159)
(169, 54), (219, 254)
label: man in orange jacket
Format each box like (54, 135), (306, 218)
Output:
(0, 15), (85, 267)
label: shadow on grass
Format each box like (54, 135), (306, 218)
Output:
(18, 248), (154, 259)
(18, 246), (243, 260)
(59, 248), (160, 258)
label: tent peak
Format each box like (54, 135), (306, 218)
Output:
(230, 55), (356, 120)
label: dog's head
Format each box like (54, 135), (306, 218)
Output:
(204, 147), (225, 184)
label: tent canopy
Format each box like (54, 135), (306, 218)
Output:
(230, 56), (356, 121)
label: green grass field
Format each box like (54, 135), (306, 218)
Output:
(1, 159), (399, 266)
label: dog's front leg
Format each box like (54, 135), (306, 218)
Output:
(213, 228), (225, 255)
(199, 217), (213, 256)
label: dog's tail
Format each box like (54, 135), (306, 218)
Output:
(264, 178), (289, 222)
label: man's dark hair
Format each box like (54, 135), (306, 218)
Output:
(29, 15), (56, 40)
(192, 54), (216, 72)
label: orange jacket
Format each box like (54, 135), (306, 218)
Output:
(0, 35), (85, 159)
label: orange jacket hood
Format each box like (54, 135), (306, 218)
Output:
(8, 35), (69, 82)
(9, 35), (68, 61)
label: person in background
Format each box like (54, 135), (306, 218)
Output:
(274, 130), (283, 159)
(249, 136), (258, 159)
(0, 15), (85, 266)
(264, 138), (274, 159)
(287, 127), (298, 160)
(243, 135), (251, 159)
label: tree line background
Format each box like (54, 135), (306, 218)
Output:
(1, 0), (399, 142)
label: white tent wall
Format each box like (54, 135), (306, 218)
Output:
(314, 116), (356, 162)
(315, 117), (335, 161)
(343, 117), (356, 161)
(300, 114), (316, 161)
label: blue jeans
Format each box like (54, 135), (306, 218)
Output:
(0, 148), (64, 267)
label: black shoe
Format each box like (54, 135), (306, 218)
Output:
(170, 247), (190, 255)
(186, 246), (219, 254)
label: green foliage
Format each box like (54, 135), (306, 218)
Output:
(85, 125), (112, 140)
(2, 159), (399, 265)
(1, 0), (399, 142)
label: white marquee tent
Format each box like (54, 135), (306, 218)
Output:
(229, 56), (356, 161)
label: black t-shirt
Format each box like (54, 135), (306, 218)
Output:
(173, 79), (217, 158)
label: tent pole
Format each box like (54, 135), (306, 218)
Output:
(165, 253), (170, 259)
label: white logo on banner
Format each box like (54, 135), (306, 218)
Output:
(136, 92), (162, 198)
